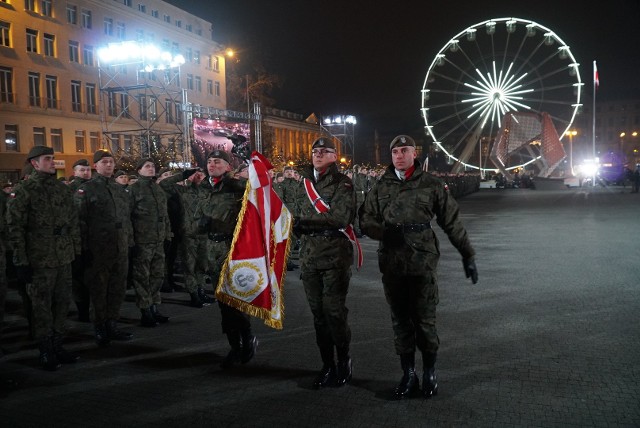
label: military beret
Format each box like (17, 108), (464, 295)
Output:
(128, 175), (138, 180)
(27, 145), (54, 161)
(93, 149), (113, 163)
(207, 150), (231, 164)
(389, 135), (416, 150)
(73, 159), (90, 168)
(136, 157), (154, 171)
(158, 167), (172, 176)
(311, 137), (335, 151)
(114, 170), (127, 178)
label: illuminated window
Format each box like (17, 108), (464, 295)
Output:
(0, 21), (10, 47)
(45, 74), (57, 108)
(66, 5), (77, 24)
(24, 0), (36, 12)
(214, 81), (220, 97)
(104, 18), (113, 36)
(75, 130), (85, 152)
(33, 126), (46, 146)
(0, 67), (13, 103)
(85, 83), (96, 114)
(51, 128), (62, 152)
(26, 28), (38, 53)
(5, 124), (18, 151)
(81, 9), (92, 29)
(41, 0), (52, 17)
(68, 40), (79, 62)
(43, 33), (55, 56)
(83, 45), (94, 66)
(89, 131), (99, 152)
(71, 80), (81, 112)
(28, 71), (40, 106)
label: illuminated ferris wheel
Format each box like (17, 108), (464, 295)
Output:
(421, 17), (583, 173)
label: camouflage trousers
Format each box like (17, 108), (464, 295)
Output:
(382, 273), (440, 355)
(301, 267), (352, 350)
(179, 234), (210, 293)
(85, 250), (128, 325)
(131, 242), (165, 309)
(26, 264), (72, 340)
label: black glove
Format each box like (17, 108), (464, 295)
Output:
(182, 168), (199, 180)
(16, 265), (33, 283)
(463, 258), (478, 284)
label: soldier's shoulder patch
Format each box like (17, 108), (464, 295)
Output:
(77, 189), (85, 195)
(9, 192), (16, 198)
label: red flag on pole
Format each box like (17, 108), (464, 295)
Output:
(215, 151), (293, 329)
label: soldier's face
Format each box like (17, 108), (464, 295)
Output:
(156, 171), (173, 183)
(115, 175), (129, 185)
(391, 146), (417, 171)
(207, 157), (231, 178)
(95, 157), (115, 177)
(138, 161), (156, 177)
(74, 165), (91, 179)
(32, 155), (56, 174)
(312, 149), (337, 171)
(284, 169), (295, 179)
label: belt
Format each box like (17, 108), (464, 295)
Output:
(208, 232), (233, 242)
(308, 229), (345, 238)
(386, 223), (431, 233)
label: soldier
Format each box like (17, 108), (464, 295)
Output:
(68, 159), (92, 322)
(352, 165), (369, 237)
(200, 150), (258, 369)
(359, 135), (478, 399)
(293, 137), (356, 389)
(157, 168), (180, 293)
(275, 166), (300, 271)
(75, 150), (134, 346)
(114, 170), (129, 186)
(6, 146), (81, 370)
(128, 158), (172, 327)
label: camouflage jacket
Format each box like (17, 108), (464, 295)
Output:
(274, 178), (299, 215)
(68, 176), (89, 192)
(75, 174), (133, 255)
(353, 172), (370, 204)
(6, 170), (81, 268)
(293, 163), (355, 270)
(129, 176), (171, 244)
(199, 174), (246, 236)
(160, 173), (207, 237)
(359, 160), (475, 276)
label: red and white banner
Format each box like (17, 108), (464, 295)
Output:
(215, 151), (292, 329)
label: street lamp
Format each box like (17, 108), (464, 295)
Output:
(565, 130), (577, 175)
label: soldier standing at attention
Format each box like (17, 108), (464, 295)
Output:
(6, 146), (81, 370)
(129, 158), (172, 327)
(75, 150), (134, 346)
(200, 150), (258, 369)
(68, 159), (92, 322)
(293, 137), (356, 389)
(359, 135), (478, 399)
(275, 166), (300, 271)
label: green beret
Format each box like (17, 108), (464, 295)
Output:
(158, 167), (172, 176)
(389, 135), (416, 150)
(312, 137), (336, 150)
(93, 150), (113, 163)
(27, 145), (54, 161)
(114, 170), (127, 178)
(207, 150), (231, 164)
(136, 157), (154, 171)
(73, 159), (90, 168)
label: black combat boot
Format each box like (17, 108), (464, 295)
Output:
(94, 322), (111, 347)
(335, 345), (352, 387)
(240, 329), (258, 364)
(394, 352), (420, 399)
(150, 304), (170, 323)
(52, 332), (79, 364)
(106, 319), (133, 341)
(140, 308), (159, 327)
(422, 352), (438, 398)
(220, 330), (242, 369)
(38, 335), (61, 371)
(189, 292), (204, 308)
(197, 286), (215, 304)
(312, 345), (336, 389)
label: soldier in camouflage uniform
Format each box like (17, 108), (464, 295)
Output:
(359, 135), (478, 399)
(159, 168), (214, 308)
(68, 159), (92, 322)
(200, 150), (258, 369)
(6, 146), (81, 370)
(75, 150), (134, 346)
(352, 165), (370, 237)
(275, 166), (300, 270)
(129, 158), (172, 327)
(293, 137), (356, 389)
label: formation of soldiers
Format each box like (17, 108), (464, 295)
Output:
(0, 139), (480, 400)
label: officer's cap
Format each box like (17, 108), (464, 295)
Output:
(27, 146), (54, 161)
(389, 135), (416, 150)
(207, 150), (231, 164)
(311, 138), (335, 151)
(73, 159), (90, 168)
(93, 150), (113, 163)
(136, 157), (154, 171)
(114, 170), (127, 178)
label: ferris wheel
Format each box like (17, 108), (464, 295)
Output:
(421, 17), (583, 173)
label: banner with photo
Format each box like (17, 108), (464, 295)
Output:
(191, 118), (251, 168)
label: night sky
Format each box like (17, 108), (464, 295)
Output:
(165, 0), (640, 154)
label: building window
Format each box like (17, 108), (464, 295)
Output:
(207, 79), (213, 95)
(89, 131), (99, 152)
(175, 20), (181, 28)
(85, 83), (96, 114)
(51, 128), (62, 152)
(163, 14), (170, 24)
(83, 45), (94, 66)
(40, 0), (52, 17)
(108, 92), (117, 116)
(171, 42), (179, 53)
(195, 76), (201, 92)
(175, 101), (182, 125)
(75, 130), (85, 152)
(66, 5), (77, 24)
(123, 134), (132, 153)
(104, 18), (113, 36)
(138, 4), (146, 13)
(43, 33), (55, 56)
(0, 67), (13, 103)
(120, 93), (130, 118)
(165, 99), (173, 123)
(0, 21), (10, 48)
(214, 81), (220, 97)
(135, 29), (144, 42)
(110, 134), (120, 151)
(187, 74), (193, 90)
(149, 96), (157, 120)
(151, 9), (158, 18)
(195, 29), (202, 36)
(26, 28), (38, 53)
(186, 24), (192, 32)
(68, 41), (79, 62)
(138, 94), (147, 120)
(116, 22), (125, 40)
(33, 127), (46, 146)
(5, 124), (18, 151)
(185, 47), (192, 62)
(71, 80), (81, 112)
(211, 55), (219, 72)
(123, 0), (132, 7)
(24, 0), (36, 12)
(28, 71), (40, 106)
(81, 9), (92, 29)
(45, 74), (57, 109)
(194, 50), (200, 65)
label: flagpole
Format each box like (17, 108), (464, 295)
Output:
(592, 60), (597, 186)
